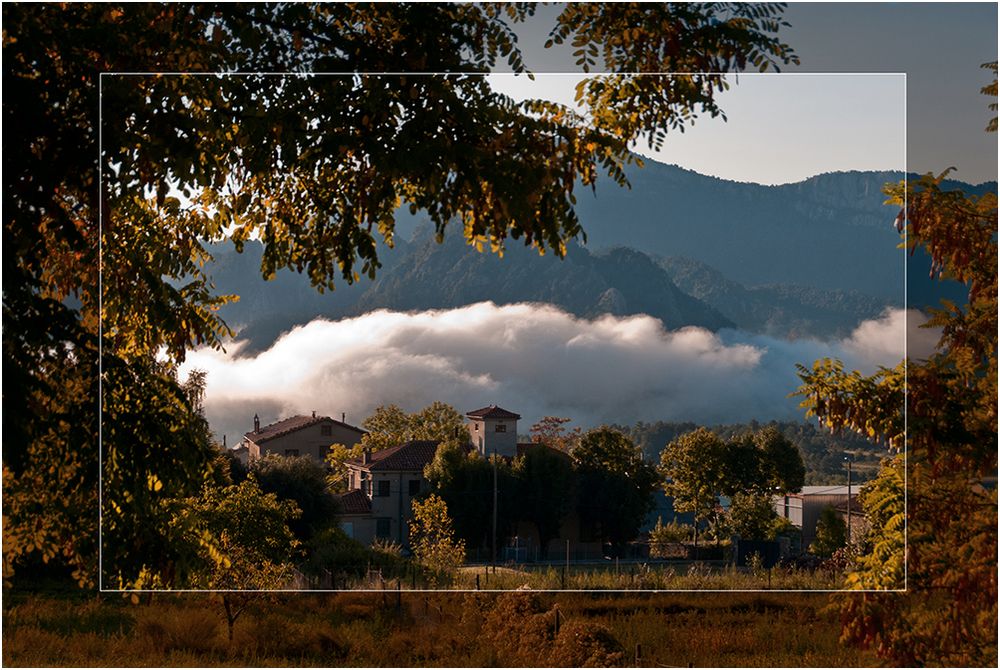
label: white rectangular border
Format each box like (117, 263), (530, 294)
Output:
(98, 71), (908, 594)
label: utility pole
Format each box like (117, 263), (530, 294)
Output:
(845, 455), (853, 545)
(492, 447), (498, 571)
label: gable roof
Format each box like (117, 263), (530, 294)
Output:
(466, 404), (521, 420)
(336, 489), (372, 515)
(346, 440), (473, 472)
(346, 440), (439, 472)
(245, 414), (366, 444)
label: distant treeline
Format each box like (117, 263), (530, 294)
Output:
(614, 420), (884, 485)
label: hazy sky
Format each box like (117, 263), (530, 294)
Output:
(504, 2), (997, 185)
(488, 73), (906, 185)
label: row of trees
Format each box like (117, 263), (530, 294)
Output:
(659, 426), (806, 547)
(349, 403), (809, 559)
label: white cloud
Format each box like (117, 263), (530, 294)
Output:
(180, 303), (936, 443)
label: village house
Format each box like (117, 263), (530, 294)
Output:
(241, 411), (366, 464)
(336, 404), (606, 560)
(337, 403), (521, 548)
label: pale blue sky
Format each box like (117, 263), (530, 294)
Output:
(503, 2), (997, 186)
(487, 73), (906, 185)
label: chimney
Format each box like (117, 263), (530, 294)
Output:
(223, 434), (227, 449)
(253, 413), (260, 433)
(341, 412), (346, 423)
(312, 410), (316, 418)
(362, 451), (370, 465)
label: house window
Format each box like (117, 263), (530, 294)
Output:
(321, 424), (332, 436)
(376, 518), (391, 539)
(408, 479), (421, 497)
(495, 424), (507, 433)
(284, 449), (299, 457)
(376, 479), (391, 497)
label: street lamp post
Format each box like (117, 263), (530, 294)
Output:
(844, 455), (853, 545)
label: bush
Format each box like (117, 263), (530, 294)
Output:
(649, 517), (693, 558)
(133, 605), (219, 653)
(550, 620), (626, 667)
(810, 506), (846, 557)
(251, 455), (339, 541)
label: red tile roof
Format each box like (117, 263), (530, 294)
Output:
(336, 489), (371, 515)
(245, 414), (366, 444)
(346, 440), (472, 472)
(466, 405), (521, 420)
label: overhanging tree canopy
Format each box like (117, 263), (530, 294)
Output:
(3, 2), (798, 587)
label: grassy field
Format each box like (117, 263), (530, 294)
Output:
(3, 586), (874, 667)
(451, 561), (841, 591)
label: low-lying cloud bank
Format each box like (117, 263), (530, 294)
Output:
(180, 303), (938, 443)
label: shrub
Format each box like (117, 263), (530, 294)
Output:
(649, 517), (693, 559)
(810, 506), (846, 557)
(409, 494), (465, 583)
(133, 604), (219, 653)
(550, 620), (626, 667)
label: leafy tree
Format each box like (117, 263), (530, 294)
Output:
(728, 493), (779, 540)
(753, 426), (806, 494)
(514, 445), (577, 559)
(810, 506), (846, 558)
(3, 3), (797, 587)
(250, 455), (339, 541)
(424, 440), (517, 555)
(659, 427), (726, 549)
(409, 494), (465, 583)
(175, 476), (300, 641)
(719, 428), (805, 497)
(212, 538), (295, 643)
(410, 401), (472, 442)
(796, 70), (997, 665)
(573, 427), (658, 554)
(359, 405), (413, 452)
(324, 442), (366, 493)
(361, 402), (470, 452)
(847, 455), (904, 588)
(529, 416), (582, 453)
(717, 432), (763, 497)
(178, 476), (301, 569)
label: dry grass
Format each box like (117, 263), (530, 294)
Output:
(2, 588), (874, 667)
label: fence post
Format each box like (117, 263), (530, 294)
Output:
(635, 643), (642, 667)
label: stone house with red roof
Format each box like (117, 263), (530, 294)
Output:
(336, 404), (524, 548)
(338, 440), (443, 545)
(333, 404), (605, 559)
(242, 411), (366, 463)
(466, 404), (521, 458)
